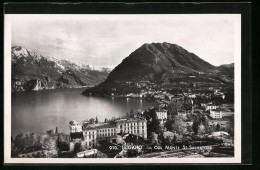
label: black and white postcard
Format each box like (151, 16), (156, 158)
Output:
(4, 14), (241, 164)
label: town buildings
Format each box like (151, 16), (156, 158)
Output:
(209, 108), (234, 119)
(210, 109), (223, 119)
(156, 110), (167, 125)
(69, 120), (83, 133)
(69, 117), (147, 151)
(205, 104), (219, 111)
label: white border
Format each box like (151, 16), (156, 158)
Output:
(4, 14), (241, 164)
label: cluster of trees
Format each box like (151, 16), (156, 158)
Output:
(126, 108), (142, 118)
(104, 117), (118, 124)
(191, 114), (234, 137)
(164, 115), (187, 134)
(143, 106), (187, 150)
(11, 131), (59, 158)
(143, 108), (162, 135)
(162, 131), (181, 144)
(88, 116), (99, 124)
(142, 99), (234, 153)
(11, 130), (74, 158)
(57, 133), (70, 152)
(191, 114), (208, 134)
(167, 100), (184, 115)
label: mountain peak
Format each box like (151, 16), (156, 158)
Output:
(140, 42), (188, 53)
(11, 46), (110, 91)
(11, 46), (30, 58)
(104, 42), (217, 83)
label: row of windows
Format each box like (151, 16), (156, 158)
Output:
(97, 133), (116, 137)
(84, 131), (95, 135)
(119, 122), (146, 127)
(122, 126), (145, 130)
(124, 130), (145, 134)
(99, 129), (116, 133)
(157, 112), (167, 115)
(83, 123), (146, 136)
(85, 132), (117, 138)
(85, 130), (145, 138)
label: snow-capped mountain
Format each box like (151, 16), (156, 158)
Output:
(11, 46), (110, 91)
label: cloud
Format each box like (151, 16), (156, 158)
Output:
(10, 14), (239, 67)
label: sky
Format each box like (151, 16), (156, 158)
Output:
(9, 14), (240, 68)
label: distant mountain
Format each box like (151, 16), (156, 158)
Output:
(83, 42), (234, 95)
(11, 46), (109, 91)
(219, 63), (234, 69)
(217, 63), (234, 78)
(105, 42), (218, 82)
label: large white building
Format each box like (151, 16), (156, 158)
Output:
(156, 110), (167, 125)
(83, 123), (118, 149)
(69, 118), (147, 151)
(205, 104), (218, 111)
(210, 109), (223, 119)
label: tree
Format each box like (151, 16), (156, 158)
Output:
(226, 115), (234, 137)
(104, 118), (108, 123)
(89, 118), (95, 124)
(192, 117), (199, 134)
(227, 126), (234, 138)
(146, 109), (161, 134)
(43, 136), (57, 151)
(165, 118), (175, 132)
(74, 143), (82, 153)
(95, 116), (99, 123)
(201, 115), (207, 126)
(148, 132), (159, 145)
(55, 127), (58, 135)
(216, 124), (220, 131)
(57, 133), (70, 151)
(167, 100), (183, 115)
(198, 125), (205, 134)
(171, 116), (187, 134)
(35, 152), (42, 158)
(161, 131), (175, 148)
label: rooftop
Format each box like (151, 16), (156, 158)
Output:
(116, 117), (146, 123)
(83, 123), (116, 130)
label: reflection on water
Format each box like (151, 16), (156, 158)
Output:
(11, 88), (157, 137)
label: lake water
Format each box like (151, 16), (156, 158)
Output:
(11, 88), (157, 137)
